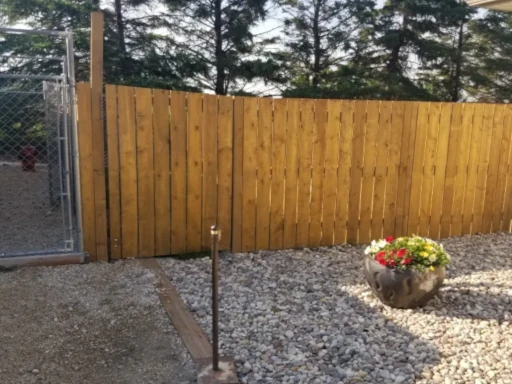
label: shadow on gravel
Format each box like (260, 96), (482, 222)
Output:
(423, 284), (512, 322)
(311, 293), (442, 383)
(161, 252), (442, 383)
(441, 233), (512, 279)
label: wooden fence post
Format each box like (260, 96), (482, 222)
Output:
(89, 11), (108, 261)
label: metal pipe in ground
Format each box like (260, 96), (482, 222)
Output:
(211, 225), (220, 371)
(196, 226), (238, 384)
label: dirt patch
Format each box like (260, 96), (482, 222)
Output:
(0, 163), (63, 255)
(0, 261), (196, 384)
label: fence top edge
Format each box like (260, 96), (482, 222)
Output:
(94, 82), (510, 107)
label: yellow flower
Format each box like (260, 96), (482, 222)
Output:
(419, 251), (429, 257)
(425, 245), (433, 251)
(430, 266), (435, 271)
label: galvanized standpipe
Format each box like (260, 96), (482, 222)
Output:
(65, 27), (83, 254)
(211, 225), (220, 371)
(197, 225), (238, 383)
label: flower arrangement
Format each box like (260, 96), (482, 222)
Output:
(364, 235), (450, 272)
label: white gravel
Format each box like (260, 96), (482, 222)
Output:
(160, 233), (512, 384)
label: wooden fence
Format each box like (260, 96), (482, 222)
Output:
(76, 82), (512, 260)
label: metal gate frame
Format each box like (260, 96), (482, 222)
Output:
(0, 27), (83, 256)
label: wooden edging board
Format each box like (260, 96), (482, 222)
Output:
(139, 258), (212, 360)
(0, 253), (87, 269)
(140, 258), (239, 384)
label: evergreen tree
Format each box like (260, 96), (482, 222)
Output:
(368, 0), (465, 100)
(162, 0), (283, 95)
(0, 0), (198, 89)
(277, 0), (375, 94)
(416, 0), (476, 102)
(1, 0), (511, 101)
(464, 10), (512, 103)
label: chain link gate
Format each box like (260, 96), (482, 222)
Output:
(0, 27), (81, 258)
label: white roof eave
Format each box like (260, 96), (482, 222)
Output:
(466, 0), (512, 11)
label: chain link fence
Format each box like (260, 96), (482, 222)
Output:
(0, 27), (79, 257)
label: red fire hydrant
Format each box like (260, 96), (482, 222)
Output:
(18, 146), (37, 171)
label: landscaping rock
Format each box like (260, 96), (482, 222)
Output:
(161, 233), (512, 384)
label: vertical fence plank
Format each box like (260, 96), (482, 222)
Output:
(502, 105), (512, 232)
(309, 99), (327, 247)
(242, 97), (258, 251)
(359, 100), (379, 244)
(153, 89), (171, 256)
(135, 87), (155, 257)
(347, 100), (367, 244)
(231, 97), (244, 252)
(408, 103), (429, 236)
(440, 103), (463, 239)
(401, 103), (419, 236)
(217, 95), (233, 250)
(383, 102), (404, 238)
(371, 101), (391, 240)
(462, 104), (485, 235)
(429, 103), (452, 239)
(395, 102), (418, 236)
(452, 104), (474, 236)
(322, 100), (341, 246)
(334, 100), (355, 244)
(256, 98), (272, 250)
(202, 95), (219, 250)
(283, 99), (300, 248)
(418, 102), (441, 237)
(117, 86), (138, 258)
(482, 105), (504, 233)
(76, 83), (96, 260)
(170, 92), (187, 254)
(91, 119), (108, 258)
(494, 105), (512, 232)
(393, 102), (414, 237)
(105, 85), (121, 259)
(186, 93), (203, 253)
(270, 99), (287, 250)
(296, 99), (315, 247)
(472, 104), (495, 234)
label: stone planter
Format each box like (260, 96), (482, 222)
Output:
(363, 256), (446, 309)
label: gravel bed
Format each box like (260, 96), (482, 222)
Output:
(0, 163), (63, 255)
(0, 261), (196, 384)
(160, 233), (512, 384)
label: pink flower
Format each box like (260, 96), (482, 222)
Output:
(385, 236), (394, 243)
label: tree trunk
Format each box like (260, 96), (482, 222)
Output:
(214, 0), (226, 95)
(386, 11), (409, 74)
(115, 0), (127, 54)
(312, 0), (321, 87)
(451, 17), (465, 102)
